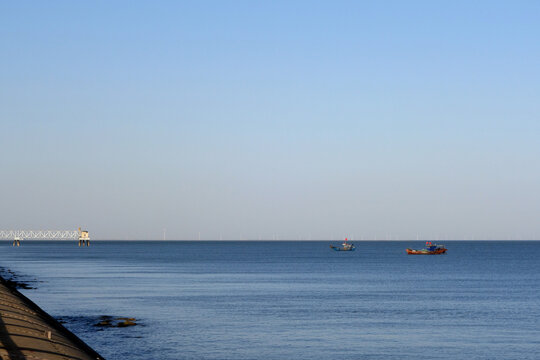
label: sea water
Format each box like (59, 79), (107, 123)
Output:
(0, 241), (539, 360)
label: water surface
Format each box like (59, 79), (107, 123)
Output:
(1, 241), (539, 360)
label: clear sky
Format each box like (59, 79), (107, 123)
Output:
(1, 1), (539, 240)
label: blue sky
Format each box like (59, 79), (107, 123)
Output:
(1, 1), (539, 239)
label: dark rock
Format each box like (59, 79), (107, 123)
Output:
(93, 316), (138, 328)
(116, 320), (137, 327)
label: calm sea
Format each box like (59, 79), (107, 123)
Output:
(1, 241), (539, 360)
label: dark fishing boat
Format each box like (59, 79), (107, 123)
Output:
(330, 238), (355, 251)
(406, 242), (447, 255)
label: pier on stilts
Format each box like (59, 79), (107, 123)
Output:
(0, 228), (91, 247)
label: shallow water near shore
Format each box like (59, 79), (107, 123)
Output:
(1, 241), (539, 360)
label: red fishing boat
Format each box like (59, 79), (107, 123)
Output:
(406, 242), (447, 255)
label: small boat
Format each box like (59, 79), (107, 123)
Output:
(330, 238), (355, 251)
(406, 242), (447, 255)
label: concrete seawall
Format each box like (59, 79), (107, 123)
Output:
(0, 276), (104, 360)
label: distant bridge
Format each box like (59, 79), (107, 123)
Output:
(0, 229), (90, 246)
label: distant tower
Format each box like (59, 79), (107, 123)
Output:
(78, 227), (90, 247)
